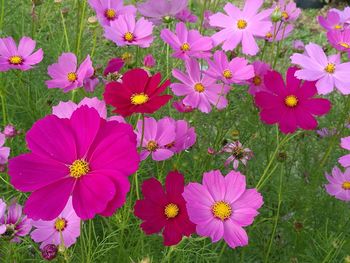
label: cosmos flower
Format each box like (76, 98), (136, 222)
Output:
(329, 7), (350, 25)
(293, 39), (305, 52)
(9, 106), (139, 220)
(183, 170), (263, 249)
(41, 244), (58, 261)
(31, 198), (80, 249)
(171, 58), (230, 113)
(134, 171), (195, 246)
(0, 132), (10, 165)
(172, 99), (194, 113)
(0, 36), (43, 72)
(209, 1), (272, 55)
(175, 8), (197, 23)
(103, 57), (124, 82)
(220, 141), (253, 170)
(318, 11), (345, 31)
(205, 50), (255, 85)
(46, 53), (94, 93)
(83, 75), (99, 93)
(88, 0), (136, 26)
(264, 24), (294, 42)
(248, 61), (271, 95)
(274, 0), (301, 22)
(325, 166), (350, 201)
(160, 22), (213, 61)
(290, 43), (350, 95)
(103, 14), (154, 48)
(338, 136), (350, 168)
(327, 29), (350, 59)
(103, 68), (172, 117)
(254, 67), (331, 134)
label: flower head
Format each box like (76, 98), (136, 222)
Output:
(172, 99), (194, 113)
(183, 170), (263, 249)
(254, 67), (331, 134)
(325, 166), (350, 201)
(327, 29), (350, 59)
(134, 171), (195, 246)
(0, 132), (10, 165)
(319, 11), (345, 31)
(221, 141), (253, 170)
(0, 36), (43, 72)
(338, 136), (350, 168)
(41, 244), (58, 261)
(274, 0), (301, 22)
(103, 57), (124, 82)
(248, 61), (271, 95)
(143, 54), (156, 69)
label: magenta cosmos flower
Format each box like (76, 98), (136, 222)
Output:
(338, 136), (350, 168)
(183, 170), (263, 249)
(104, 14), (154, 48)
(209, 1), (272, 55)
(88, 0), (136, 26)
(0, 36), (43, 72)
(319, 11), (346, 31)
(0, 199), (32, 242)
(248, 61), (271, 95)
(46, 53), (94, 93)
(290, 43), (350, 95)
(161, 22), (212, 61)
(330, 7), (350, 25)
(325, 166), (350, 202)
(327, 29), (350, 59)
(0, 132), (10, 165)
(254, 67), (331, 134)
(31, 198), (80, 249)
(205, 50), (254, 85)
(172, 99), (194, 113)
(172, 58), (230, 113)
(134, 171), (195, 246)
(9, 106), (139, 220)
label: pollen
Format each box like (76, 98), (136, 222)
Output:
(253, 76), (262, 86)
(325, 63), (336, 74)
(130, 93), (149, 105)
(223, 69), (233, 79)
(212, 201), (232, 221)
(339, 42), (350, 49)
(67, 72), (77, 82)
(69, 159), (90, 179)
(146, 140), (158, 152)
(124, 32), (134, 42)
(342, 181), (350, 190)
(237, 19), (247, 29)
(266, 32), (273, 39)
(9, 55), (23, 65)
(282, 11), (289, 20)
(334, 24), (343, 30)
(105, 8), (116, 20)
(194, 83), (205, 93)
(181, 43), (191, 51)
(284, 95), (298, 108)
(54, 218), (67, 232)
(164, 203), (179, 219)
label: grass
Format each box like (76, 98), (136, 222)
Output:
(0, 0), (350, 262)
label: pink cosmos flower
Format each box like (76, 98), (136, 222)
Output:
(274, 0), (301, 22)
(338, 136), (350, 168)
(325, 166), (350, 201)
(175, 8), (197, 23)
(83, 75), (99, 93)
(143, 54), (156, 69)
(9, 106), (139, 220)
(209, 1), (272, 55)
(329, 7), (350, 25)
(0, 132), (10, 165)
(293, 39), (305, 52)
(0, 199), (32, 242)
(0, 36), (43, 72)
(88, 0), (136, 26)
(327, 29), (350, 59)
(160, 22), (213, 61)
(172, 99), (194, 113)
(46, 53), (94, 93)
(221, 141), (253, 170)
(248, 61), (271, 95)
(31, 198), (80, 249)
(205, 50), (255, 85)
(183, 170), (263, 249)
(103, 14), (154, 48)
(291, 43), (350, 95)
(171, 58), (230, 113)
(264, 24), (294, 42)
(135, 117), (175, 161)
(318, 11), (345, 31)
(254, 67), (331, 134)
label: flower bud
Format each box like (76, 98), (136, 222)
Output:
(41, 244), (58, 261)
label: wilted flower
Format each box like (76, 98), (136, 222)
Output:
(41, 244), (58, 261)
(220, 141), (253, 170)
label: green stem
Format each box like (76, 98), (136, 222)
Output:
(199, 0), (208, 34)
(76, 0), (87, 58)
(0, 0), (4, 31)
(272, 23), (287, 69)
(60, 10), (70, 51)
(90, 28), (98, 59)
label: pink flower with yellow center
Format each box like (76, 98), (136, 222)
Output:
(325, 166), (350, 202)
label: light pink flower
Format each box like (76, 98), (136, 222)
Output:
(221, 141), (253, 170)
(325, 166), (350, 201)
(339, 136), (350, 168)
(0, 133), (10, 165)
(274, 0), (301, 22)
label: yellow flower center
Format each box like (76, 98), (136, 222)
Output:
(339, 42), (350, 49)
(146, 140), (158, 152)
(67, 72), (77, 82)
(253, 76), (262, 86)
(54, 218), (67, 231)
(194, 83), (205, 93)
(105, 8), (116, 20)
(69, 159), (90, 179)
(342, 181), (350, 190)
(266, 32), (273, 39)
(124, 32), (134, 42)
(212, 201), (232, 221)
(284, 95), (298, 108)
(325, 63), (336, 74)
(181, 43), (191, 51)
(282, 11), (289, 20)
(223, 69), (233, 79)
(9, 55), (23, 65)
(334, 24), (343, 30)
(237, 19), (247, 29)
(130, 93), (149, 105)
(164, 203), (179, 219)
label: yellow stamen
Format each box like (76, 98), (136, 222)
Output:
(223, 69), (233, 79)
(339, 42), (350, 49)
(146, 140), (158, 152)
(164, 203), (179, 219)
(237, 19), (247, 29)
(284, 95), (298, 108)
(212, 201), (232, 221)
(266, 32), (273, 39)
(282, 11), (289, 20)
(124, 32), (134, 42)
(334, 24), (343, 30)
(342, 181), (350, 190)
(54, 218), (67, 231)
(253, 76), (262, 86)
(181, 43), (191, 51)
(105, 8), (116, 20)
(130, 93), (149, 105)
(194, 83), (205, 93)
(9, 55), (23, 65)
(69, 159), (89, 179)
(67, 72), (77, 82)
(325, 63), (336, 74)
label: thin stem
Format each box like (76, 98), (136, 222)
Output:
(60, 10), (70, 51)
(76, 0), (87, 58)
(199, 0), (208, 34)
(90, 28), (98, 59)
(0, 0), (4, 31)
(272, 23), (287, 69)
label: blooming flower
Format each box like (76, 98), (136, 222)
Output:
(338, 136), (350, 168)
(254, 67), (331, 134)
(172, 99), (194, 113)
(175, 8), (197, 23)
(0, 199), (32, 242)
(318, 11), (344, 31)
(327, 29), (350, 59)
(9, 106), (139, 220)
(0, 132), (10, 165)
(172, 58), (230, 113)
(103, 14), (154, 48)
(248, 61), (271, 95)
(220, 141), (253, 170)
(31, 198), (80, 249)
(274, 0), (301, 22)
(0, 36), (43, 72)
(134, 171), (195, 246)
(290, 43), (350, 95)
(103, 68), (172, 117)
(209, 1), (272, 55)
(325, 166), (350, 201)
(160, 22), (213, 60)
(330, 7), (350, 25)
(46, 53), (94, 92)
(88, 0), (136, 26)
(205, 50), (255, 85)
(183, 170), (263, 249)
